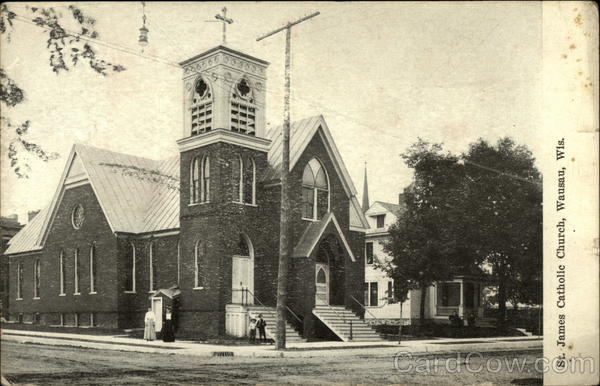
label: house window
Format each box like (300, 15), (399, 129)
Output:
(34, 313), (40, 324)
(302, 158), (329, 220)
(370, 282), (378, 306)
(34, 259), (41, 298)
(464, 282), (475, 308)
(74, 248), (80, 294)
(437, 282), (461, 307)
(60, 313), (65, 326)
(191, 77), (213, 135)
(387, 281), (394, 301)
(16, 262), (23, 299)
(59, 250), (65, 295)
(194, 240), (206, 288)
(74, 313), (80, 327)
(375, 214), (385, 228)
(149, 242), (157, 292)
(364, 282), (379, 306)
(365, 242), (374, 265)
(90, 312), (97, 327)
(230, 78), (256, 135)
(125, 243), (136, 292)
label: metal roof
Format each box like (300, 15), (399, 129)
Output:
(4, 206), (49, 255)
(5, 115), (369, 255)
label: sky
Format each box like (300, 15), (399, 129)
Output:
(1, 2), (544, 223)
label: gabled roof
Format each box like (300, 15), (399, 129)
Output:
(292, 212), (356, 261)
(5, 144), (179, 255)
(5, 115), (368, 255)
(372, 201), (405, 217)
(263, 115), (369, 230)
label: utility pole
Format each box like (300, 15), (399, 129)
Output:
(257, 11), (320, 350)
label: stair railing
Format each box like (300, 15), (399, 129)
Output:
(350, 294), (384, 326)
(315, 294), (353, 340)
(241, 287), (304, 328)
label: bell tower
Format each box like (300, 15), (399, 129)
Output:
(177, 46), (270, 147)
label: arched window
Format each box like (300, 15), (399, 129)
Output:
(89, 244), (97, 294)
(16, 262), (23, 299)
(194, 240), (206, 288)
(34, 259), (41, 298)
(59, 250), (65, 295)
(302, 158), (329, 220)
(243, 158), (256, 205)
(236, 234), (251, 257)
(231, 155), (242, 202)
(149, 242), (157, 292)
(74, 248), (80, 294)
(230, 78), (256, 135)
(232, 156), (256, 204)
(125, 243), (136, 292)
(202, 156), (210, 202)
(191, 155), (210, 204)
(191, 77), (213, 135)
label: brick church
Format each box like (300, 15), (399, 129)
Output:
(4, 45), (381, 341)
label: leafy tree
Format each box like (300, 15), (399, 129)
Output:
(1, 4), (125, 177)
(461, 138), (542, 327)
(382, 139), (473, 324)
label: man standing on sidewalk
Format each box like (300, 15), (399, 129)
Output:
(256, 314), (267, 343)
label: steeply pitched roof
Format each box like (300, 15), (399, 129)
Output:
(263, 115), (369, 230)
(6, 115), (368, 255)
(5, 144), (179, 255)
(292, 212), (355, 261)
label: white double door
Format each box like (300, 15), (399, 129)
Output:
(315, 263), (329, 305)
(232, 255), (254, 304)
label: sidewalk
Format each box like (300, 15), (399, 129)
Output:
(1, 329), (542, 358)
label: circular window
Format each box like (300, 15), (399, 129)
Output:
(71, 204), (85, 230)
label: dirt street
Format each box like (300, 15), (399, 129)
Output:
(1, 342), (542, 384)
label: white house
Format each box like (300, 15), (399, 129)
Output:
(363, 200), (485, 325)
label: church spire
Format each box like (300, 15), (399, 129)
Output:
(362, 162), (370, 212)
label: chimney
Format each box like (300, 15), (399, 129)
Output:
(28, 210), (40, 222)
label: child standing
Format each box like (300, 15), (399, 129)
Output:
(248, 318), (257, 343)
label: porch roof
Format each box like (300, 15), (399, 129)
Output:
(292, 212), (356, 261)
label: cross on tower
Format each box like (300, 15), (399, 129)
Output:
(214, 7), (233, 45)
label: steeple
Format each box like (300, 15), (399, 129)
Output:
(362, 162), (370, 212)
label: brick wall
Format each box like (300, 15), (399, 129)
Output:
(8, 183), (119, 329)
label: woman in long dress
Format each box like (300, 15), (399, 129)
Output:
(144, 308), (156, 341)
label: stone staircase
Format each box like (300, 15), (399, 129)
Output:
(247, 306), (305, 343)
(312, 305), (384, 342)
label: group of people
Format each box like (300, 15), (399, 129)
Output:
(248, 314), (267, 343)
(143, 306), (175, 342)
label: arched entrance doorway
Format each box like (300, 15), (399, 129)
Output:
(232, 233), (254, 304)
(315, 234), (345, 306)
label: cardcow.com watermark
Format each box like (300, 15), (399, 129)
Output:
(393, 352), (596, 375)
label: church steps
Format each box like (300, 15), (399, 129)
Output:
(247, 306), (305, 342)
(312, 306), (384, 342)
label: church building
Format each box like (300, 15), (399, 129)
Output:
(4, 45), (379, 341)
